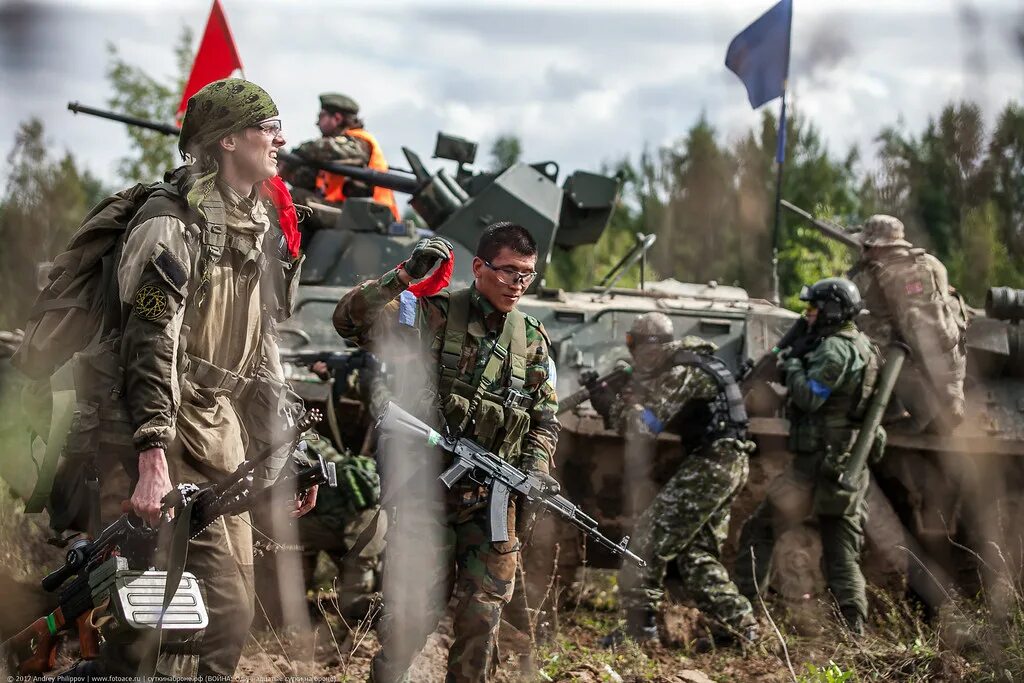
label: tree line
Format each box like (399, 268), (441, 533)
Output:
(1, 30), (1021, 329)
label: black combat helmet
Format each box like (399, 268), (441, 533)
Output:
(799, 277), (863, 327)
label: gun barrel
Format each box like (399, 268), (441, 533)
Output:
(780, 200), (862, 250)
(67, 102), (180, 137)
(277, 151), (422, 195)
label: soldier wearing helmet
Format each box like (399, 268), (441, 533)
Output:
(278, 92), (399, 246)
(848, 214), (967, 433)
(735, 277), (884, 635)
(593, 312), (759, 651)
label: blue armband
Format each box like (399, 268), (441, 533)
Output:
(808, 378), (832, 399)
(398, 290), (418, 327)
(640, 408), (664, 434)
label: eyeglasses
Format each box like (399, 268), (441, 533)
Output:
(252, 119), (283, 137)
(483, 260), (538, 287)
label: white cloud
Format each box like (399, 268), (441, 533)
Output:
(1, 0), (1021, 191)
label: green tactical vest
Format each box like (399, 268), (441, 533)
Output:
(789, 325), (879, 454)
(436, 289), (533, 462)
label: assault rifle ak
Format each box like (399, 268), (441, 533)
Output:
(377, 402), (646, 568)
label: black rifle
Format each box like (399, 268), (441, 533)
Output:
(740, 316), (822, 388)
(557, 362), (633, 415)
(377, 402), (646, 568)
(3, 410), (330, 676)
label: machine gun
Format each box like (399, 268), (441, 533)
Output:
(557, 362), (633, 414)
(377, 402), (646, 568)
(2, 409), (331, 676)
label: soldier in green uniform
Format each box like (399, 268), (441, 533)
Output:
(734, 278), (882, 634)
(333, 222), (560, 683)
(58, 79), (317, 679)
(591, 314), (758, 650)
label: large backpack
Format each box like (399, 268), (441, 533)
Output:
(11, 178), (193, 525)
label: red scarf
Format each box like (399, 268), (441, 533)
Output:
(405, 252), (455, 297)
(260, 175), (301, 258)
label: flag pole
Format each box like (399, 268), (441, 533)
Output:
(769, 87), (787, 306)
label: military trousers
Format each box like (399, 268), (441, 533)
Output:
(94, 442), (256, 679)
(619, 440), (755, 634)
(734, 452), (868, 626)
(299, 502), (385, 618)
(371, 485), (518, 683)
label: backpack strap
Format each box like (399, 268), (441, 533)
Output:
(24, 362), (77, 513)
(194, 192), (228, 309)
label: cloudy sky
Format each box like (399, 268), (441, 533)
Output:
(1, 0), (1022, 188)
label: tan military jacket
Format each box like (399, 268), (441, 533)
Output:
(118, 181), (287, 475)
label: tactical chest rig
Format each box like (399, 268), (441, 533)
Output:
(822, 328), (879, 428)
(671, 350), (749, 444)
(436, 289), (532, 462)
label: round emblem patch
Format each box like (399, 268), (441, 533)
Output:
(134, 285), (168, 321)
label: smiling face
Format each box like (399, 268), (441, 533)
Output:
(219, 118), (285, 189)
(472, 247), (538, 314)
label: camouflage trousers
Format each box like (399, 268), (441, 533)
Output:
(734, 451), (869, 626)
(619, 439), (755, 634)
(371, 485), (518, 683)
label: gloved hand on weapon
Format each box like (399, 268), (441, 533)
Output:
(588, 382), (616, 418)
(526, 466), (561, 496)
(402, 237), (453, 279)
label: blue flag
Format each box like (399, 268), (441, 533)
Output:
(725, 0), (792, 109)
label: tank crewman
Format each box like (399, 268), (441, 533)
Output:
(734, 278), (883, 635)
(333, 222), (560, 683)
(278, 93), (399, 244)
(591, 313), (758, 651)
(61, 79), (316, 679)
(847, 214), (968, 433)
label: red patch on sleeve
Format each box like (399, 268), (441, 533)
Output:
(905, 280), (924, 295)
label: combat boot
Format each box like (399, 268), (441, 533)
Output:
(841, 607), (865, 636)
(693, 622), (761, 653)
(600, 608), (659, 648)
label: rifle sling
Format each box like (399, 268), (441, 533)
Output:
(136, 497), (195, 680)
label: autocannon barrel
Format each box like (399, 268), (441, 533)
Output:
(276, 151), (422, 195)
(985, 287), (1024, 322)
(67, 102), (423, 194)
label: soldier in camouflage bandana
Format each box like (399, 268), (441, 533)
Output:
(592, 313), (758, 650)
(334, 222), (559, 683)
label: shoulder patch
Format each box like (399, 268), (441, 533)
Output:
(133, 285), (169, 321)
(398, 290), (418, 327)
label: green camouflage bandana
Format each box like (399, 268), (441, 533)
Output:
(178, 78), (278, 157)
(178, 78), (278, 215)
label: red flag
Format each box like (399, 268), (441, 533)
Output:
(175, 0), (244, 123)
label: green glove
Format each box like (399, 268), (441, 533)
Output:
(782, 356), (804, 378)
(403, 237), (453, 279)
(338, 454), (381, 511)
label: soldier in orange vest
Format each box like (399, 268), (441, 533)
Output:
(279, 93), (399, 245)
